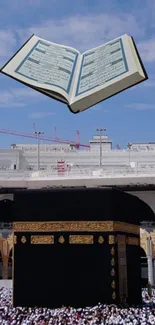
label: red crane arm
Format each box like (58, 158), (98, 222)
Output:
(0, 128), (90, 148)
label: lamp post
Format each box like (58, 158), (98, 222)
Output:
(96, 128), (106, 168)
(35, 131), (44, 170)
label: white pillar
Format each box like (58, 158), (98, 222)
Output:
(147, 237), (154, 286)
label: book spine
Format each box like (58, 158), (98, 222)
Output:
(131, 37), (148, 80)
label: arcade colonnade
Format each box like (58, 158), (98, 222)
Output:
(0, 234), (13, 279)
(141, 229), (155, 286)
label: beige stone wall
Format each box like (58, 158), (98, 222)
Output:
(140, 228), (155, 258)
(0, 235), (13, 279)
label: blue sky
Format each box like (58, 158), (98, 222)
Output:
(0, 0), (155, 149)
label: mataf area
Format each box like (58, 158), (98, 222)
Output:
(0, 188), (152, 307)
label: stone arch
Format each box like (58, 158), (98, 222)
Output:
(140, 230), (147, 255)
(7, 234), (13, 252)
(124, 190), (155, 287)
(0, 197), (13, 280)
(115, 189), (155, 224)
(0, 194), (13, 202)
(1, 238), (9, 279)
(126, 190), (155, 219)
(6, 234), (14, 280)
(0, 235), (14, 280)
(0, 238), (4, 279)
(140, 246), (147, 256)
(0, 197), (13, 223)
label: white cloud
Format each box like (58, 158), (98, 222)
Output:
(13, 13), (155, 64)
(137, 38), (155, 62)
(0, 1), (154, 116)
(91, 107), (101, 111)
(17, 13), (145, 52)
(0, 0), (49, 14)
(141, 75), (155, 88)
(0, 87), (42, 108)
(143, 80), (155, 88)
(0, 7), (154, 63)
(0, 30), (17, 58)
(28, 112), (55, 119)
(91, 106), (108, 112)
(125, 103), (155, 110)
(0, 10), (154, 110)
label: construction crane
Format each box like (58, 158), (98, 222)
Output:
(0, 127), (90, 148)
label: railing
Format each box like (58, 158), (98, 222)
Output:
(0, 167), (155, 180)
(0, 222), (12, 229)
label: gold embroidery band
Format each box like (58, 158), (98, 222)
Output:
(98, 236), (104, 244)
(21, 236), (26, 244)
(109, 235), (115, 245)
(127, 237), (139, 246)
(31, 236), (54, 244)
(13, 221), (139, 235)
(69, 235), (93, 244)
(13, 236), (17, 245)
(58, 236), (65, 244)
(111, 280), (115, 289)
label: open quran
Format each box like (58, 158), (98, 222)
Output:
(1, 34), (148, 113)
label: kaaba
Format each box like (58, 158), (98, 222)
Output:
(11, 187), (152, 308)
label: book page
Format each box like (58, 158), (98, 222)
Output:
(71, 34), (139, 104)
(38, 88), (68, 103)
(1, 36), (80, 101)
(75, 37), (129, 97)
